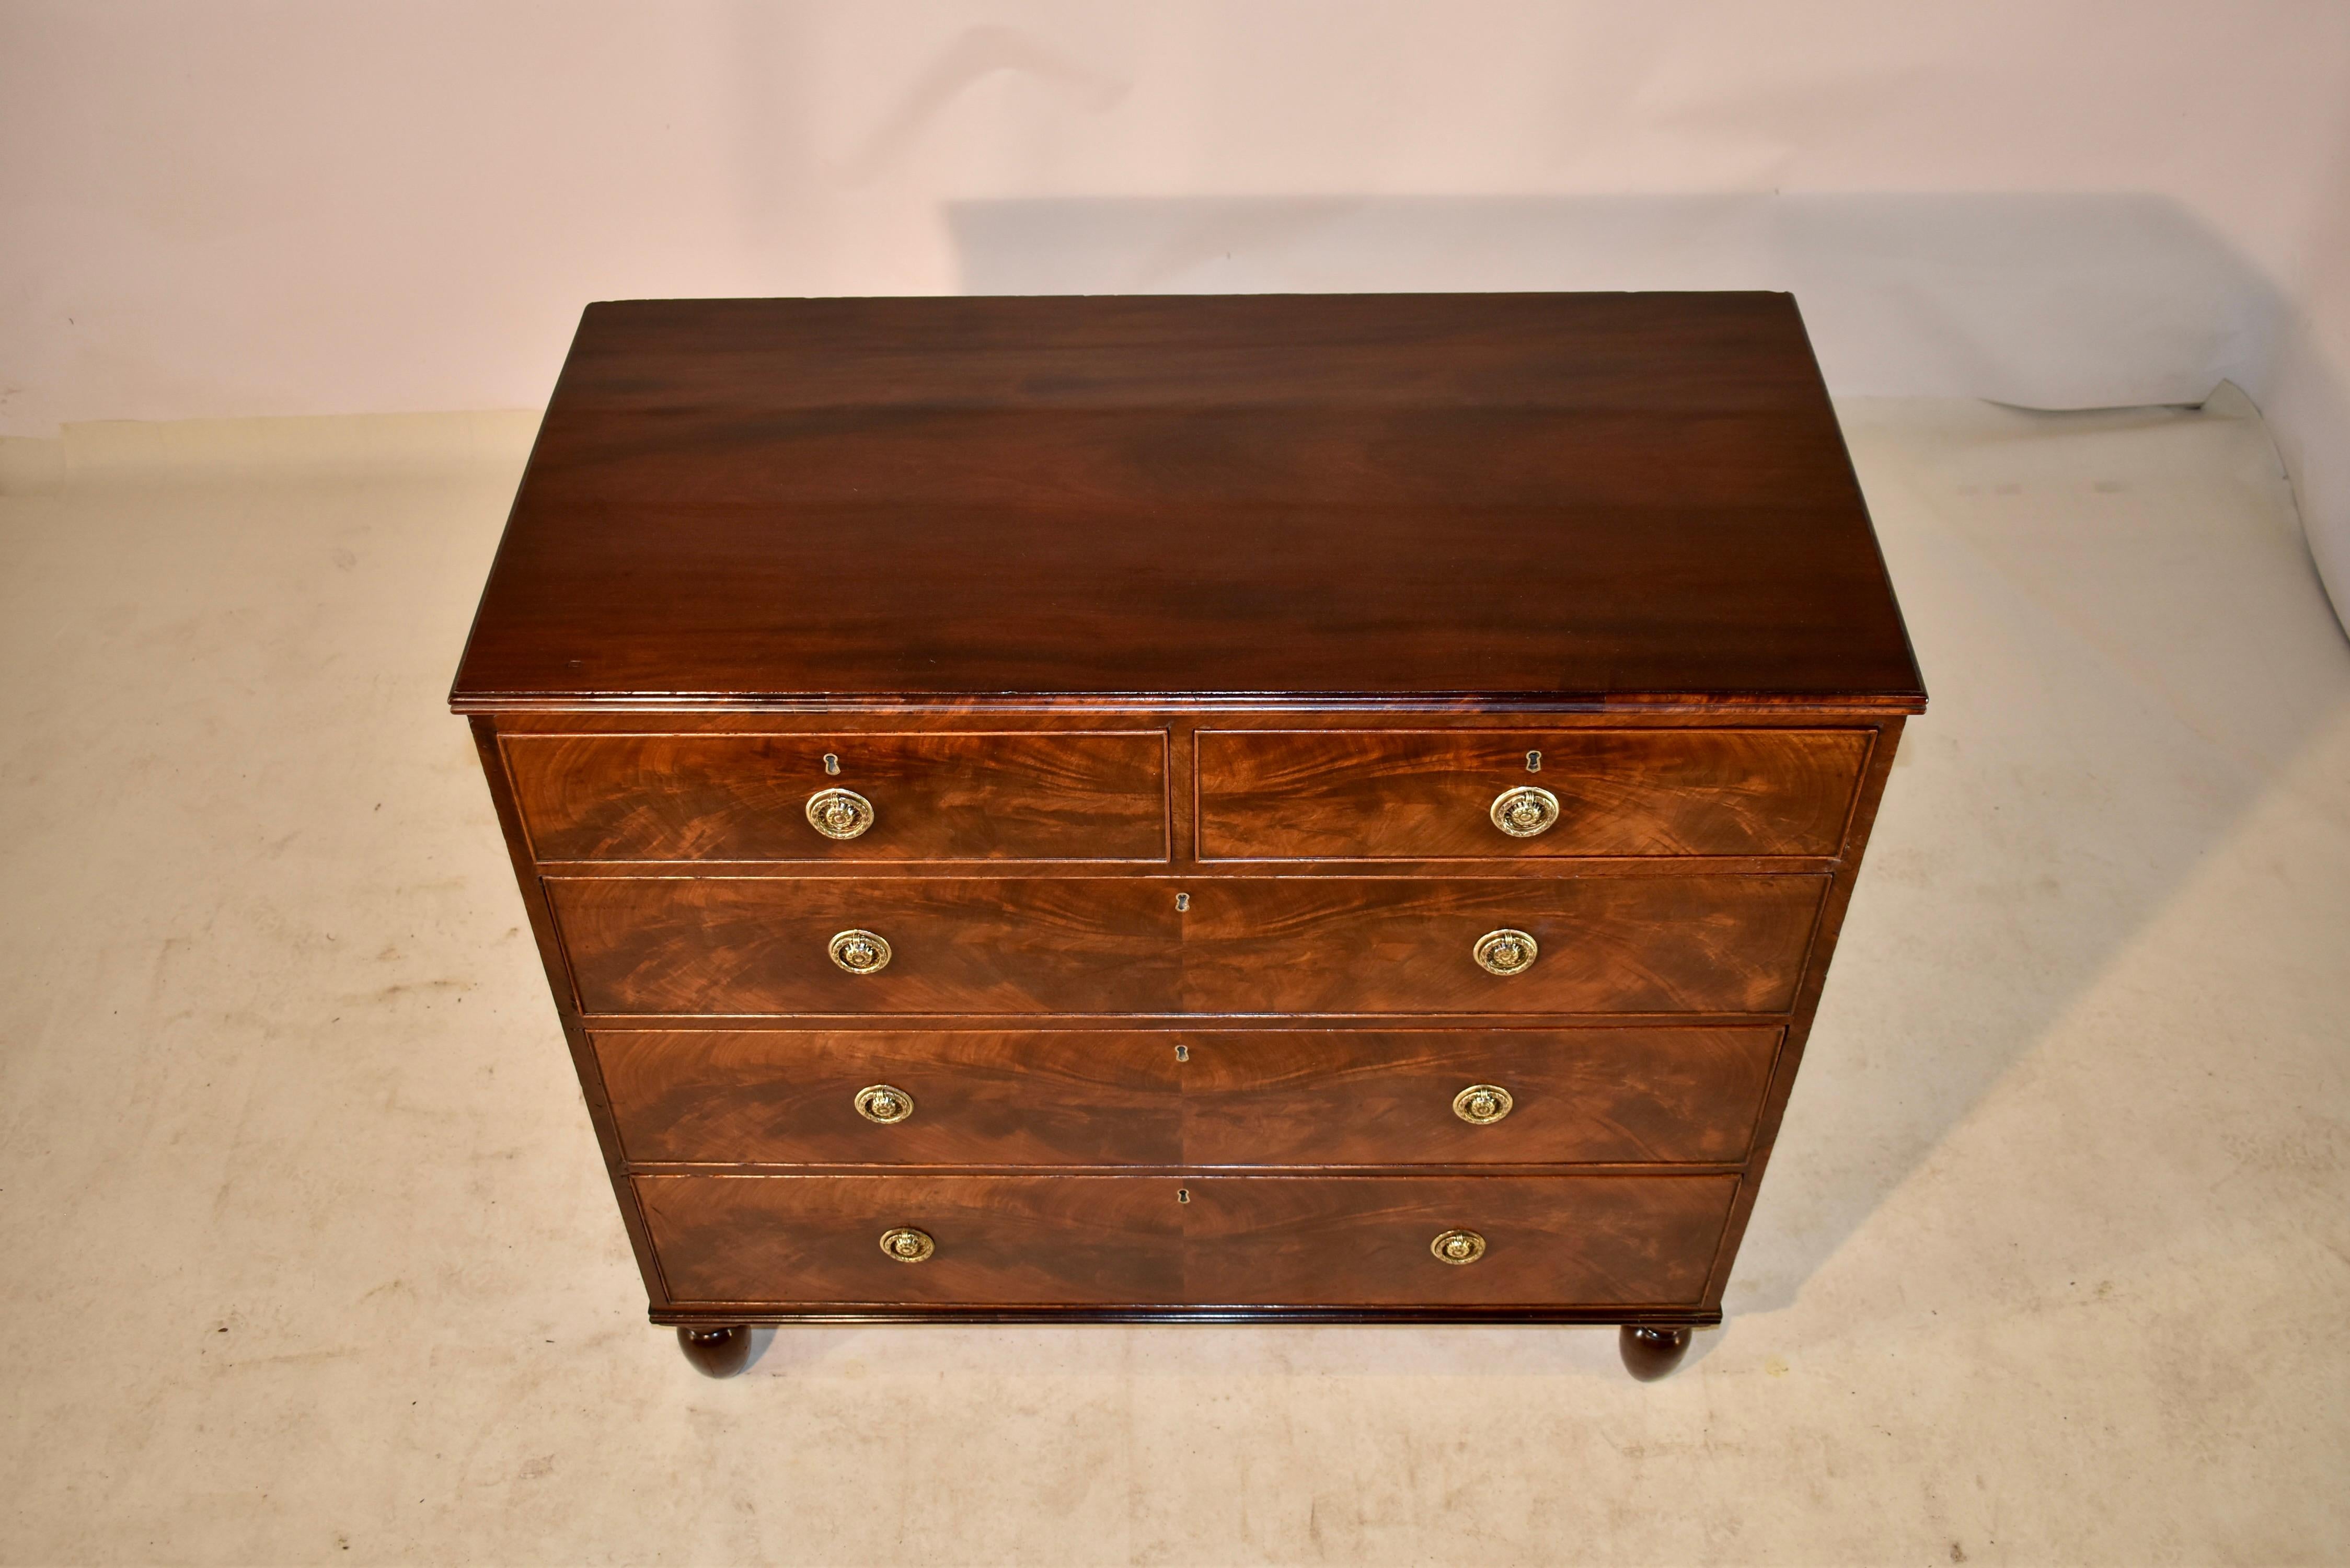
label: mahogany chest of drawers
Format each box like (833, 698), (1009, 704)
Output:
(451, 293), (1924, 1379)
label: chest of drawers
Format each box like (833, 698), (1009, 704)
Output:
(452, 293), (1924, 1378)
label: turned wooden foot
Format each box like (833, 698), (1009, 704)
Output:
(676, 1324), (755, 1378)
(1619, 1324), (1694, 1381)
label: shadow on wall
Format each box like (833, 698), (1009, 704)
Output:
(947, 191), (2284, 409)
(933, 197), (2350, 1334)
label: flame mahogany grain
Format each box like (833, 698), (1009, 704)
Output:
(450, 293), (1923, 1364)
(1196, 728), (1869, 860)
(549, 873), (1825, 1018)
(636, 1173), (1738, 1309)
(593, 1027), (1782, 1168)
(506, 730), (1168, 862)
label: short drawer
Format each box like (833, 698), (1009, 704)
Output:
(637, 1173), (1737, 1307)
(504, 731), (1167, 861)
(552, 874), (1821, 1017)
(597, 1027), (1781, 1167)
(1196, 729), (1870, 859)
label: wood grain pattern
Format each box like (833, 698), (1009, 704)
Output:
(450, 294), (1923, 1336)
(636, 1173), (1737, 1307)
(552, 874), (1825, 1018)
(595, 1027), (1782, 1167)
(449, 294), (1925, 709)
(604, 1029), (1180, 1166)
(1179, 876), (1825, 1016)
(1197, 728), (1869, 859)
(549, 877), (1182, 1016)
(506, 731), (1167, 862)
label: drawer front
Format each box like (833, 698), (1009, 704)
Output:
(550, 877), (1183, 1016)
(505, 732), (1167, 862)
(555, 875), (1822, 1017)
(1181, 875), (1823, 1015)
(604, 1030), (1183, 1166)
(597, 1027), (1780, 1167)
(1197, 728), (1869, 860)
(638, 1173), (1737, 1307)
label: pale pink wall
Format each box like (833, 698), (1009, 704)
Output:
(5, 2), (2349, 616)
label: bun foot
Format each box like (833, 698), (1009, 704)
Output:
(676, 1324), (755, 1378)
(1619, 1324), (1694, 1381)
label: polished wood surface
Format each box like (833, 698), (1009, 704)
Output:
(450, 294), (1924, 709)
(1196, 728), (1870, 859)
(637, 1173), (1737, 1307)
(550, 877), (1182, 1016)
(552, 873), (1824, 1017)
(1178, 875), (1824, 1016)
(507, 730), (1168, 862)
(675, 1324), (757, 1377)
(453, 293), (1922, 1351)
(595, 1027), (1782, 1168)
(1619, 1324), (1695, 1380)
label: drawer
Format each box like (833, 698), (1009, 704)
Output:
(1181, 875), (1823, 1014)
(637, 1173), (1737, 1307)
(596, 1027), (1780, 1167)
(504, 731), (1167, 862)
(553, 874), (1823, 1017)
(550, 877), (1182, 1015)
(1196, 729), (1870, 859)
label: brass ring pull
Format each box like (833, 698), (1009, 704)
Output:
(1452, 1083), (1514, 1125)
(1489, 785), (1561, 838)
(1472, 928), (1538, 976)
(879, 1226), (935, 1263)
(828, 928), (892, 974)
(855, 1083), (914, 1124)
(806, 787), (876, 840)
(1431, 1229), (1487, 1265)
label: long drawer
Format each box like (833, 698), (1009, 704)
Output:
(637, 1173), (1738, 1308)
(1196, 728), (1870, 859)
(596, 1027), (1781, 1167)
(505, 731), (1168, 862)
(550, 875), (1827, 1016)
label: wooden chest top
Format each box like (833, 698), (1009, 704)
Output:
(450, 293), (1923, 711)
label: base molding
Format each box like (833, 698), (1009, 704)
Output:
(652, 1306), (1723, 1328)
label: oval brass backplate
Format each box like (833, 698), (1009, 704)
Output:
(879, 1227), (935, 1263)
(855, 1083), (914, 1124)
(1452, 1083), (1514, 1125)
(1472, 928), (1538, 976)
(1431, 1229), (1487, 1265)
(1489, 785), (1561, 838)
(829, 928), (892, 974)
(806, 786), (876, 840)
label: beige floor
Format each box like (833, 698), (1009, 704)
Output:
(1, 392), (2346, 1566)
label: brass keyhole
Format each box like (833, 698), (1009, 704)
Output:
(1175, 892), (1189, 912)
(823, 753), (841, 776)
(1526, 750), (1542, 773)
(1176, 1187), (1191, 1204)
(1173, 1044), (1190, 1062)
